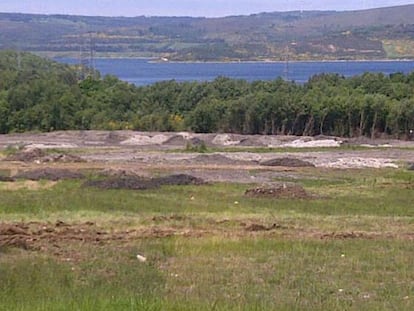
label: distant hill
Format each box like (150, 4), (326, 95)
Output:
(1, 5), (414, 61)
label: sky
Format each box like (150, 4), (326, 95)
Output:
(1, 0), (414, 17)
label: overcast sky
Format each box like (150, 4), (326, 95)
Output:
(1, 0), (414, 17)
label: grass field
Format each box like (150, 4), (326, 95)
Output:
(0, 167), (413, 310)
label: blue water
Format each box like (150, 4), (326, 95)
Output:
(57, 58), (414, 86)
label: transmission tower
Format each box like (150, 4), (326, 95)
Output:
(283, 44), (290, 81)
(78, 32), (96, 80)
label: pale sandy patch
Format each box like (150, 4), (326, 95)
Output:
(0, 180), (58, 191)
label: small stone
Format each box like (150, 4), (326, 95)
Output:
(136, 254), (147, 262)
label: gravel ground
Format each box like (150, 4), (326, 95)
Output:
(1, 131), (413, 184)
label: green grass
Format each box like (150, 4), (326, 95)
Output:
(0, 168), (413, 310)
(1, 238), (413, 310)
(0, 246), (165, 311)
(0, 169), (413, 217)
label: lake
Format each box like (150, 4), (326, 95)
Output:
(57, 58), (414, 86)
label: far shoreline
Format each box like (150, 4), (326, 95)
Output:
(36, 52), (414, 64)
(148, 58), (414, 64)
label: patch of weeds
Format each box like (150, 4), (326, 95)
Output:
(42, 148), (72, 155)
(185, 141), (208, 153)
(2, 143), (26, 156)
(385, 169), (414, 184)
(0, 169), (11, 179)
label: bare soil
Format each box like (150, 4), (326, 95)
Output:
(1, 130), (413, 185)
(5, 148), (84, 163)
(1, 221), (413, 263)
(245, 184), (312, 199)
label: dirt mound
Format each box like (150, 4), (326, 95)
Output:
(193, 154), (236, 165)
(0, 175), (15, 182)
(0, 221), (101, 252)
(84, 174), (205, 190)
(212, 134), (241, 146)
(155, 174), (205, 186)
(4, 148), (84, 163)
(84, 176), (152, 190)
(5, 148), (46, 162)
(192, 154), (253, 165)
(104, 131), (127, 144)
(120, 134), (170, 146)
(15, 168), (85, 181)
(245, 184), (311, 199)
(0, 224), (31, 250)
(260, 157), (315, 167)
(188, 137), (206, 146)
(163, 135), (187, 146)
(38, 153), (85, 163)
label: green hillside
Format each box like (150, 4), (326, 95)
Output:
(1, 5), (414, 61)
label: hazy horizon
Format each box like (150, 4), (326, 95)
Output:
(1, 0), (414, 17)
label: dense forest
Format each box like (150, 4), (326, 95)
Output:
(0, 51), (414, 138)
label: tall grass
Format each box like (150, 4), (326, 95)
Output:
(1, 238), (413, 310)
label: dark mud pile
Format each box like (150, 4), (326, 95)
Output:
(0, 175), (14, 182)
(260, 157), (315, 167)
(84, 174), (205, 190)
(192, 154), (255, 165)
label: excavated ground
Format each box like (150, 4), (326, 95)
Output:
(1, 131), (413, 259)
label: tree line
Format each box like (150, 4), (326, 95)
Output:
(0, 51), (413, 138)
